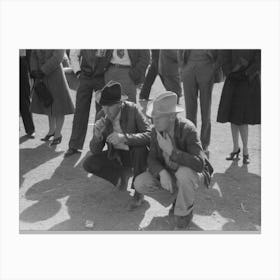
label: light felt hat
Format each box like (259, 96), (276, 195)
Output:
(146, 91), (184, 118)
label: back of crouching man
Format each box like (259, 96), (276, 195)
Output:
(132, 91), (214, 229)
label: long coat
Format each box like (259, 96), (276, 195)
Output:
(30, 50), (74, 116)
(217, 50), (261, 125)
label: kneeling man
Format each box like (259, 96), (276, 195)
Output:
(83, 81), (152, 198)
(133, 91), (213, 229)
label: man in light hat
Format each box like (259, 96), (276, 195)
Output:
(132, 91), (213, 229)
(83, 81), (152, 202)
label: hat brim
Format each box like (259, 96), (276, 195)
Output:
(98, 94), (128, 106)
(146, 102), (184, 118)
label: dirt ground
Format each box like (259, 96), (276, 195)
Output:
(19, 74), (261, 232)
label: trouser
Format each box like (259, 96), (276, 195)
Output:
(182, 61), (215, 150)
(139, 50), (160, 100)
(160, 74), (182, 99)
(20, 57), (35, 134)
(105, 66), (137, 103)
(83, 146), (149, 186)
(68, 76), (104, 150)
(134, 167), (204, 216)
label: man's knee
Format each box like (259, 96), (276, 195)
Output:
(175, 166), (197, 186)
(133, 172), (151, 194)
(83, 155), (98, 174)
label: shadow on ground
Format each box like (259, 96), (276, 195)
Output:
(195, 161), (261, 231)
(20, 144), (64, 187)
(20, 151), (149, 231)
(135, 161), (260, 231)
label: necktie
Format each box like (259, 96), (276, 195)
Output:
(117, 50), (125, 59)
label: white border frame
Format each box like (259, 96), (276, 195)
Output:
(1, 0), (280, 279)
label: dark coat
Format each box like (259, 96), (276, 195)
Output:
(104, 50), (150, 85)
(217, 50), (261, 125)
(30, 50), (74, 116)
(158, 50), (180, 76)
(148, 117), (213, 187)
(90, 101), (152, 159)
(79, 50), (111, 79)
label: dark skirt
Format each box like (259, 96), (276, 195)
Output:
(217, 75), (261, 125)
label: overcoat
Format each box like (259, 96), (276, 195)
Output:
(217, 50), (261, 125)
(30, 49), (74, 116)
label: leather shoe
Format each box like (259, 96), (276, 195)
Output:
(26, 132), (35, 139)
(127, 191), (144, 211)
(175, 210), (193, 230)
(64, 148), (80, 157)
(41, 133), (54, 141)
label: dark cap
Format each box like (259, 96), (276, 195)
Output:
(99, 80), (122, 106)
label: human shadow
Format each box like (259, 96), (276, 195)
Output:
(19, 144), (64, 188)
(20, 152), (86, 223)
(21, 151), (149, 231)
(195, 161), (261, 231)
(19, 135), (34, 144)
(142, 211), (204, 231)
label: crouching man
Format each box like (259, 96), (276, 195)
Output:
(132, 91), (213, 229)
(83, 81), (152, 204)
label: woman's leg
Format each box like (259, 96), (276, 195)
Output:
(48, 114), (56, 135)
(239, 124), (249, 155)
(54, 115), (65, 138)
(231, 123), (240, 152)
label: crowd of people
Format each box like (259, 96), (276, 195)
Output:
(20, 49), (261, 229)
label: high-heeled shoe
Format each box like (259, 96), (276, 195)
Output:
(226, 148), (240, 160)
(40, 133), (55, 141)
(50, 136), (62, 146)
(243, 154), (250, 164)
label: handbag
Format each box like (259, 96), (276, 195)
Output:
(34, 80), (53, 108)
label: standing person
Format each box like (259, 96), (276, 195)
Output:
(83, 81), (151, 205)
(178, 50), (223, 156)
(132, 92), (213, 229)
(217, 50), (261, 164)
(64, 49), (110, 157)
(30, 49), (74, 145)
(139, 50), (161, 101)
(159, 49), (182, 103)
(104, 49), (150, 103)
(20, 49), (35, 138)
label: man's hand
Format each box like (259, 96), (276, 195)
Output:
(93, 117), (106, 140)
(106, 132), (126, 145)
(159, 169), (173, 193)
(156, 131), (173, 156)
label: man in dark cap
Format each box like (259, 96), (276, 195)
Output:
(83, 81), (152, 208)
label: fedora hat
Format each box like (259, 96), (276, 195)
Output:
(146, 91), (184, 118)
(97, 80), (128, 106)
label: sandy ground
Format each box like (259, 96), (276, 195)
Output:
(19, 74), (261, 232)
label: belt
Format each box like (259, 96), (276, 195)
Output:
(110, 63), (130, 69)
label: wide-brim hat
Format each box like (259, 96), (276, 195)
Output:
(97, 80), (128, 106)
(146, 91), (184, 118)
